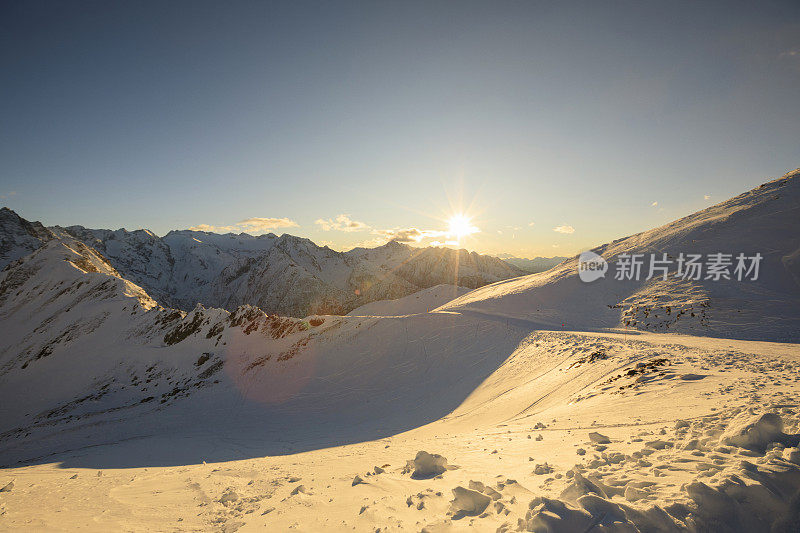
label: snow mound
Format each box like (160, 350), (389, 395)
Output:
(721, 412), (799, 452)
(449, 486), (491, 516)
(408, 451), (450, 479)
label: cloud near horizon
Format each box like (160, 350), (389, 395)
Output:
(553, 225), (575, 234)
(315, 214), (370, 232)
(372, 227), (448, 243)
(189, 216), (298, 234)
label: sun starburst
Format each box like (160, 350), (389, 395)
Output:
(447, 214), (478, 241)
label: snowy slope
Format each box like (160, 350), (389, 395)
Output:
(1, 247), (799, 531)
(440, 169), (800, 342)
(0, 239), (526, 465)
(1, 170), (800, 532)
(347, 284), (471, 316)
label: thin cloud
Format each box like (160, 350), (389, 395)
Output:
(188, 223), (240, 233)
(372, 227), (446, 243)
(347, 236), (392, 249)
(189, 216), (298, 234)
(371, 223), (477, 245)
(315, 214), (370, 232)
(238, 217), (298, 231)
(325, 216), (480, 246)
(553, 225), (575, 234)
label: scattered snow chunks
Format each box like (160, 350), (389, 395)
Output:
(645, 439), (673, 450)
(406, 488), (440, 511)
(605, 451), (627, 464)
(721, 412), (795, 453)
(560, 472), (608, 501)
(218, 488), (239, 506)
(674, 419), (691, 429)
(684, 481), (742, 527)
(783, 447), (800, 465)
(525, 497), (595, 532)
(532, 488), (635, 530)
(449, 486), (491, 517)
(624, 485), (649, 502)
(680, 457), (800, 531)
(576, 494), (628, 525)
(588, 431), (611, 444)
(408, 451), (449, 479)
(467, 480), (486, 491)
(468, 480), (502, 500)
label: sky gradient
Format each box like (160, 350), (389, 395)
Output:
(1, 1), (799, 257)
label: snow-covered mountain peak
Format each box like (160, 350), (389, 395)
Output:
(0, 216), (524, 317)
(163, 229), (280, 254)
(0, 207), (56, 270)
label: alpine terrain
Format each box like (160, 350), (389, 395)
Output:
(1, 211), (526, 317)
(0, 169), (799, 532)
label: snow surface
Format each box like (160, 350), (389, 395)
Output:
(0, 169), (799, 532)
(347, 284), (471, 316)
(440, 169), (800, 342)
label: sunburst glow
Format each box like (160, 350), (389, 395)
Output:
(446, 214), (479, 240)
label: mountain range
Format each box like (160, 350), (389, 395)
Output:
(0, 208), (525, 317)
(495, 254), (568, 273)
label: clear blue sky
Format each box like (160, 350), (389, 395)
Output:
(1, 1), (798, 257)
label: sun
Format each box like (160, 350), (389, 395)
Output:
(447, 214), (478, 240)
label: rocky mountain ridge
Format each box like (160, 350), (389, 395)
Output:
(0, 211), (526, 317)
